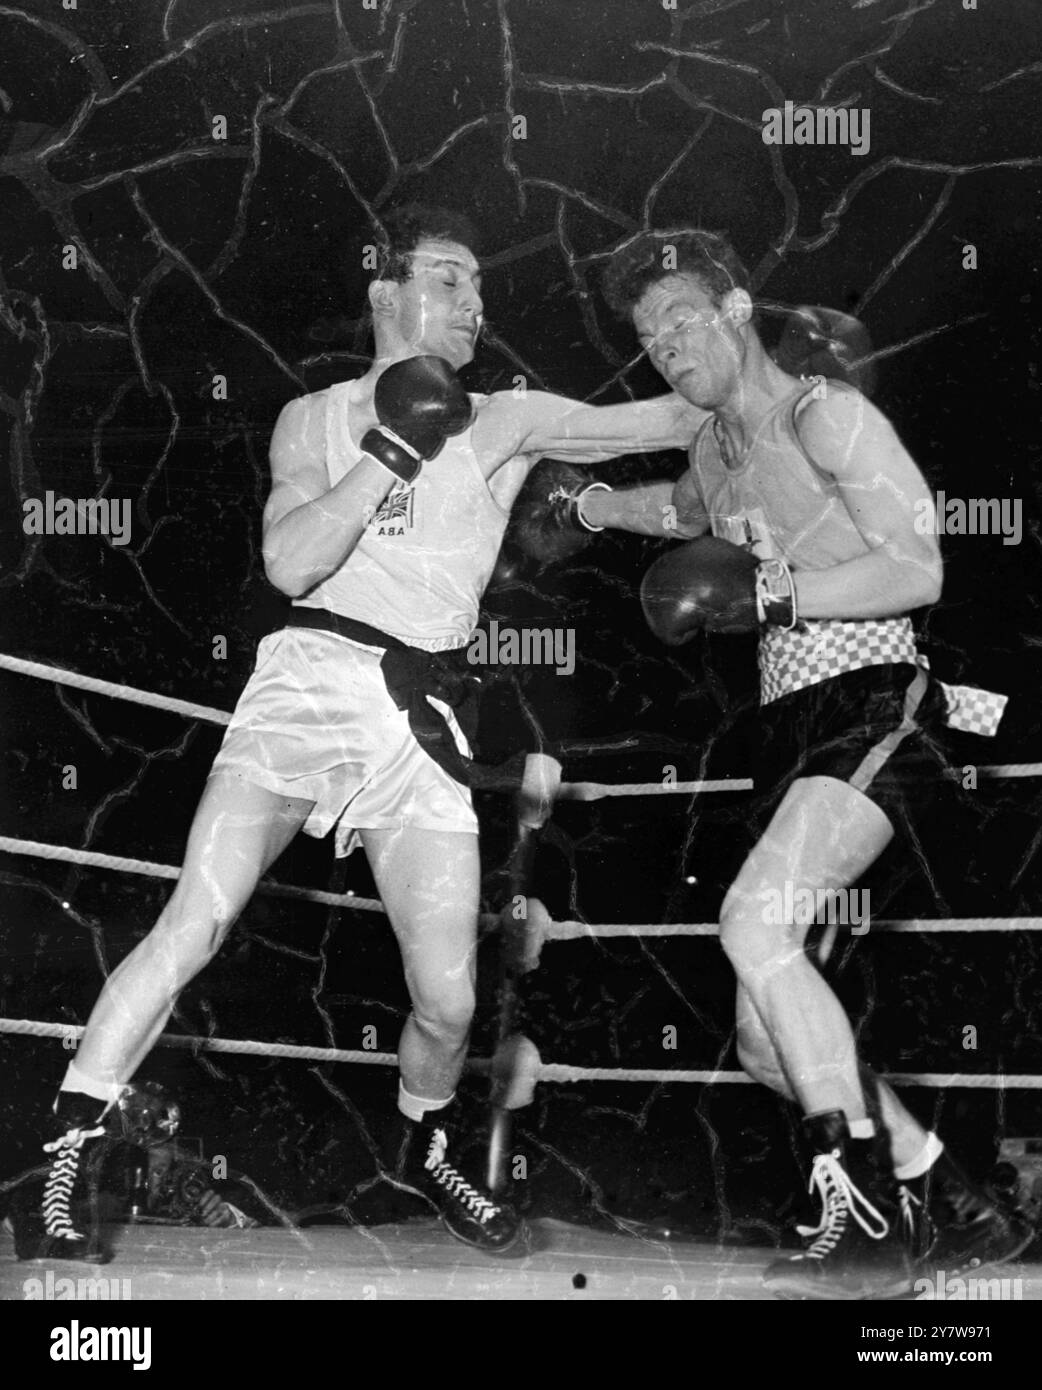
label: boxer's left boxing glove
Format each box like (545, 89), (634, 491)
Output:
(775, 305), (876, 398)
(510, 459), (612, 566)
(362, 355), (473, 483)
(640, 536), (798, 644)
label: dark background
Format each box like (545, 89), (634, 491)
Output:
(2, 0), (1042, 1244)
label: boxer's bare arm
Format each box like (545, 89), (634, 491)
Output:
(791, 392), (942, 619)
(262, 393), (397, 599)
(580, 468), (711, 538)
(473, 388), (708, 467)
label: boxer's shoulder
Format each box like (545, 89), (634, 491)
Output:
(793, 378), (875, 427)
(275, 383), (331, 430)
(792, 383), (895, 473)
(276, 377), (366, 438)
(269, 386), (341, 471)
(285, 376), (371, 420)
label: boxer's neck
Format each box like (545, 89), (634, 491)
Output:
(713, 341), (798, 458)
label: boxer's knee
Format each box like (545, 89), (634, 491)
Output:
(410, 978), (476, 1047)
(720, 901), (779, 978)
(720, 877), (812, 981)
(147, 896), (236, 986)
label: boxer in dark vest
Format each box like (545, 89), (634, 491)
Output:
(514, 227), (1030, 1300)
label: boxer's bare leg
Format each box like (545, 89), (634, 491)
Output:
(735, 998), (932, 1170)
(70, 774), (315, 1095)
(720, 777), (892, 1120)
(361, 826), (479, 1102)
(360, 824), (520, 1252)
(14, 774), (313, 1262)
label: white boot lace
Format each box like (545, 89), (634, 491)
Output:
(898, 1183), (923, 1240)
(41, 1124), (106, 1240)
(795, 1149), (889, 1259)
(424, 1128), (500, 1225)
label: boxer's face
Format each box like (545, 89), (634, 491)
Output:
(633, 273), (745, 408)
(383, 238), (484, 369)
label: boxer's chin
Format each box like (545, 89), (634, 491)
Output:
(670, 371), (713, 410)
(451, 340), (476, 369)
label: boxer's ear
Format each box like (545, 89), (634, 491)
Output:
(368, 278), (398, 320)
(722, 288), (754, 326)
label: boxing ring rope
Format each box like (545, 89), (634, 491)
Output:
(3, 835), (1042, 937)
(5, 825), (1042, 1088)
(2, 1018), (1041, 1091)
(0, 654), (234, 727)
(3, 652), (1041, 784)
(537, 917), (1042, 937)
(0, 1017), (395, 1068)
(0, 836), (386, 915)
(4, 651), (1042, 1097)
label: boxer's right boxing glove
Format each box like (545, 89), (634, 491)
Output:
(640, 536), (798, 643)
(362, 355), (473, 483)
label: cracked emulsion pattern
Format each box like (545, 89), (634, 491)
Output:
(2, 0), (1042, 1278)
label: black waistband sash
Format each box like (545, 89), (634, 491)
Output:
(278, 607), (524, 792)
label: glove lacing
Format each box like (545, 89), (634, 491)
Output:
(41, 1123), (106, 1240)
(424, 1128), (500, 1226)
(794, 1150), (889, 1259)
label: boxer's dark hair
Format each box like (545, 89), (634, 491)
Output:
(602, 229), (752, 318)
(374, 204), (480, 283)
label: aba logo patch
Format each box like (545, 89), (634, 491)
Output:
(370, 483), (415, 536)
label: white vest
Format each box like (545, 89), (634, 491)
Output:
(295, 382), (527, 651)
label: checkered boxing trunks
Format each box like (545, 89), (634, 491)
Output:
(760, 618), (1007, 737)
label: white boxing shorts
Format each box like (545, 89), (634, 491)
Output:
(210, 627), (478, 855)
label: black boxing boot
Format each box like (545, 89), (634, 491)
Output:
(11, 1093), (112, 1263)
(898, 1149), (1034, 1282)
(395, 1105), (523, 1255)
(763, 1111), (912, 1301)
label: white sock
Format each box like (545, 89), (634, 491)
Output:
(894, 1132), (945, 1182)
(848, 1117), (875, 1140)
(398, 1082), (454, 1124)
(58, 1061), (125, 1114)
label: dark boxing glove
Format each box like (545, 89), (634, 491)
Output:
(775, 305), (876, 398)
(640, 536), (798, 645)
(362, 355), (473, 483)
(488, 542), (529, 589)
(510, 459), (612, 567)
